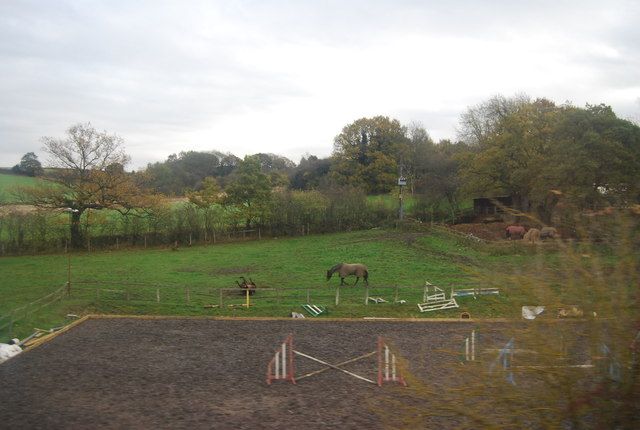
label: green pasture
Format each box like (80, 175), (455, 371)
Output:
(0, 173), (41, 203)
(0, 227), (584, 340)
(367, 193), (416, 212)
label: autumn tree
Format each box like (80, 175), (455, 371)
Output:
(187, 176), (222, 241)
(330, 116), (410, 194)
(15, 123), (151, 248)
(224, 155), (272, 229)
(551, 104), (640, 209)
(458, 97), (640, 221)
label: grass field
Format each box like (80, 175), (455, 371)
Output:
(0, 172), (42, 203)
(0, 226), (574, 340)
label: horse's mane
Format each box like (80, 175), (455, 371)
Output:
(328, 263), (343, 274)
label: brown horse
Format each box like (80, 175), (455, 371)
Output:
(505, 225), (526, 240)
(326, 263), (368, 286)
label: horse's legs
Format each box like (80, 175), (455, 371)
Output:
(353, 277), (359, 286)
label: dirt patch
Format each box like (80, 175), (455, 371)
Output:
(0, 204), (38, 215)
(449, 222), (509, 241)
(0, 318), (592, 429)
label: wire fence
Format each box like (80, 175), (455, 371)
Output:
(1, 279), (479, 341)
(68, 282), (444, 308)
(0, 284), (67, 340)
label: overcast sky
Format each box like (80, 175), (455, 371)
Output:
(1, 0), (638, 170)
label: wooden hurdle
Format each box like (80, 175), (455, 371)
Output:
(267, 335), (407, 387)
(377, 337), (407, 386)
(266, 335), (295, 384)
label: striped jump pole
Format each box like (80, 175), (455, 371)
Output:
(464, 330), (476, 362)
(266, 335), (295, 385)
(377, 337), (407, 386)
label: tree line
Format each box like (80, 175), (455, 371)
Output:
(3, 93), (640, 253)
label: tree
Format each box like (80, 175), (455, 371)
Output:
(551, 104), (640, 209)
(330, 116), (410, 193)
(224, 155), (272, 229)
(414, 139), (470, 223)
(458, 98), (640, 221)
(252, 153), (295, 188)
(146, 150), (221, 195)
(457, 94), (530, 147)
(290, 155), (331, 190)
(12, 152), (44, 177)
(15, 123), (149, 248)
(187, 176), (222, 240)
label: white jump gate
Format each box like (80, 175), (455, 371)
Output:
(266, 335), (406, 387)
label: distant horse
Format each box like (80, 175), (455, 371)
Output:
(505, 225), (526, 240)
(326, 263), (368, 286)
(540, 226), (558, 240)
(523, 228), (540, 244)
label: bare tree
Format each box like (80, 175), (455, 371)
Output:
(457, 93), (530, 146)
(15, 123), (150, 248)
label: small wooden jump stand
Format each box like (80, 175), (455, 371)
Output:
(266, 335), (407, 387)
(418, 282), (459, 312)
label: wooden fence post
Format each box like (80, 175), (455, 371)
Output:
(156, 288), (160, 303)
(67, 253), (71, 297)
(365, 285), (370, 305)
(335, 286), (340, 306)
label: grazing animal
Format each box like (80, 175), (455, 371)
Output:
(326, 263), (368, 286)
(236, 276), (256, 295)
(505, 225), (526, 240)
(540, 226), (558, 240)
(523, 228), (540, 244)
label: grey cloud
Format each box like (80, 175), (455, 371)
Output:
(1, 0), (638, 168)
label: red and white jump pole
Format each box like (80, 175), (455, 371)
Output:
(266, 335), (295, 384)
(377, 337), (407, 386)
